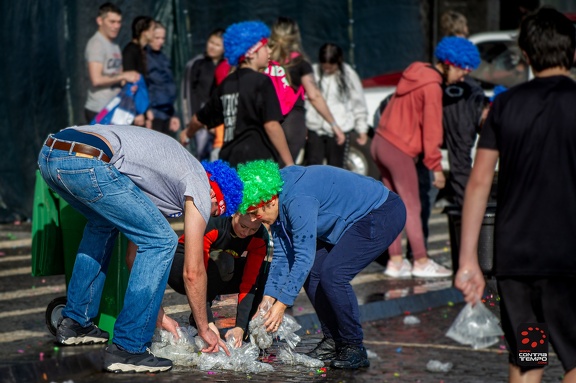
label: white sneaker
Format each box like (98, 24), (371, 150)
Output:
(384, 259), (412, 278)
(411, 259), (452, 278)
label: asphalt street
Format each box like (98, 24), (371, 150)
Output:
(0, 210), (566, 382)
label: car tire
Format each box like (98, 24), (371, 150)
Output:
(345, 132), (381, 179)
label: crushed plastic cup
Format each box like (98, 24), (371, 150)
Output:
(426, 359), (453, 372)
(403, 315), (421, 325)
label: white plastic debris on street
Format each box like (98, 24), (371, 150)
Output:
(366, 349), (379, 359)
(150, 302), (323, 373)
(446, 301), (504, 349)
(277, 347), (324, 368)
(194, 337), (274, 373)
(426, 359), (453, 372)
(403, 315), (421, 325)
(150, 325), (198, 366)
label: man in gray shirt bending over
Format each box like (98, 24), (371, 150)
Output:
(38, 125), (243, 373)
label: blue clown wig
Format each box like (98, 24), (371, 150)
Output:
(435, 36), (481, 71)
(201, 160), (243, 216)
(224, 21), (270, 66)
(490, 85), (508, 103)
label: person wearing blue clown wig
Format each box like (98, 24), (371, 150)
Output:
(223, 21), (270, 66)
(434, 36), (481, 72)
(371, 36), (480, 281)
(201, 160), (244, 217)
(180, 20), (294, 168)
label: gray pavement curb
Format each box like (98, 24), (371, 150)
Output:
(294, 287), (464, 334)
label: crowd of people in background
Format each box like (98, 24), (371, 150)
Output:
(44, 2), (576, 381)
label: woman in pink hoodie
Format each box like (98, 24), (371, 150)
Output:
(371, 37), (480, 278)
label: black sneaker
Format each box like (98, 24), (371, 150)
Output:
(330, 344), (370, 369)
(104, 344), (173, 373)
(56, 317), (109, 345)
(306, 337), (337, 361)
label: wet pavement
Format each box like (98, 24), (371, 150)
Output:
(0, 210), (566, 382)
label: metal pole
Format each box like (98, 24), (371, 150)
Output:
(348, 0), (355, 67)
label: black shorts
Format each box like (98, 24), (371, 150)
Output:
(497, 276), (576, 372)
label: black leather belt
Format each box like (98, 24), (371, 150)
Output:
(45, 136), (111, 163)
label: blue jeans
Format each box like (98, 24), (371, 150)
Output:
(38, 144), (177, 353)
(303, 192), (406, 346)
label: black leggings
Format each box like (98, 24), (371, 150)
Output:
(281, 107), (307, 161)
(304, 130), (350, 168)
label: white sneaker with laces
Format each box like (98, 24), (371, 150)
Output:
(384, 259), (412, 278)
(411, 259), (452, 278)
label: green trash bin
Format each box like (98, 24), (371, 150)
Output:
(31, 170), (130, 338)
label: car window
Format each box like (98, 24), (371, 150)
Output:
(470, 40), (529, 89)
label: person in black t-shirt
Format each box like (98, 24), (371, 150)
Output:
(158, 213), (269, 348)
(439, 11), (489, 206)
(456, 8), (576, 382)
(269, 17), (345, 161)
(180, 21), (294, 168)
(122, 15), (155, 127)
(181, 28), (226, 159)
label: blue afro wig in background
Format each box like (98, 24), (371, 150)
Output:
(435, 36), (481, 71)
(224, 21), (270, 66)
(490, 85), (508, 103)
(202, 160), (244, 216)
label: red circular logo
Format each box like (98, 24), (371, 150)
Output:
(520, 327), (546, 350)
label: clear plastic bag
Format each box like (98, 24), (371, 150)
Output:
(277, 347), (324, 368)
(249, 300), (323, 368)
(150, 325), (200, 366)
(194, 338), (274, 373)
(446, 302), (504, 349)
(150, 301), (323, 372)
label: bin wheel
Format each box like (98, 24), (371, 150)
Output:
(46, 296), (67, 336)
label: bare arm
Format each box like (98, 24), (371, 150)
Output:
(455, 148), (499, 304)
(180, 114), (206, 145)
(87, 62), (140, 88)
(263, 121), (294, 166)
(301, 74), (345, 144)
(183, 197), (229, 355)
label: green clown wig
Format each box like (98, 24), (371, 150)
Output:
(237, 160), (284, 214)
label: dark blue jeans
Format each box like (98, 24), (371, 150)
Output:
(303, 192), (406, 347)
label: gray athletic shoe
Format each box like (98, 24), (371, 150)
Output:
(104, 344), (173, 373)
(56, 317), (109, 345)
